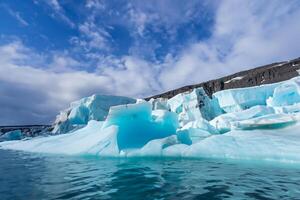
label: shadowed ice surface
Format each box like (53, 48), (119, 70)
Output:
(1, 149), (300, 200)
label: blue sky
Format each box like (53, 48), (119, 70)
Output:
(1, 0), (300, 125)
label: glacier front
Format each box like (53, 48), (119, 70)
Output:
(2, 77), (300, 163)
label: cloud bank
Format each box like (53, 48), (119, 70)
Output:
(1, 0), (300, 125)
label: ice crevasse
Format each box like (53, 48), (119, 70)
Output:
(2, 77), (300, 163)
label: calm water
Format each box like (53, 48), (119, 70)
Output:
(1, 150), (300, 200)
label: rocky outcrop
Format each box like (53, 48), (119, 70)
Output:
(146, 57), (300, 100)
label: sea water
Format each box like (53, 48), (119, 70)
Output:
(1, 149), (300, 200)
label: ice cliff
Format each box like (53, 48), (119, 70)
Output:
(2, 77), (300, 163)
(52, 94), (136, 134)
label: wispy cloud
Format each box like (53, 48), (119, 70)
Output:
(44, 0), (75, 28)
(159, 0), (300, 89)
(3, 5), (29, 26)
(77, 21), (111, 51)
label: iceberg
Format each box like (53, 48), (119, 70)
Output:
(52, 94), (136, 134)
(167, 88), (222, 126)
(0, 130), (22, 142)
(1, 102), (179, 155)
(0, 121), (119, 156)
(184, 123), (300, 163)
(149, 98), (169, 110)
(177, 119), (218, 145)
(267, 80), (300, 107)
(231, 113), (298, 130)
(124, 135), (179, 157)
(210, 105), (275, 133)
(213, 83), (278, 113)
(3, 76), (300, 163)
(103, 102), (178, 150)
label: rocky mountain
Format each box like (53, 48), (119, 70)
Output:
(146, 57), (300, 100)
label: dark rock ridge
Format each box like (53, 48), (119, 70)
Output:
(0, 125), (52, 138)
(146, 57), (300, 100)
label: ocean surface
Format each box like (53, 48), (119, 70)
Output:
(1, 150), (300, 200)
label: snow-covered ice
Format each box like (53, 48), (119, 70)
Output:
(224, 76), (244, 84)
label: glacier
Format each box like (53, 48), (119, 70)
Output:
(2, 77), (300, 163)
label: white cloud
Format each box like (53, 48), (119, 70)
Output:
(1, 0), (300, 125)
(0, 42), (111, 124)
(159, 0), (300, 90)
(0, 41), (159, 124)
(85, 0), (105, 10)
(128, 8), (149, 36)
(49, 0), (61, 11)
(126, 0), (216, 38)
(76, 21), (111, 51)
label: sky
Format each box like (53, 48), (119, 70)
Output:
(1, 0), (300, 125)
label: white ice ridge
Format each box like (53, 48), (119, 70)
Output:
(2, 76), (300, 163)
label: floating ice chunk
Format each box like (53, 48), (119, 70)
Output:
(0, 130), (22, 141)
(52, 95), (136, 134)
(267, 81), (300, 107)
(210, 105), (275, 133)
(0, 121), (119, 156)
(126, 135), (178, 157)
(103, 102), (178, 150)
(213, 84), (278, 113)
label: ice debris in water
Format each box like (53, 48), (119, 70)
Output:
(0, 130), (22, 142)
(3, 77), (300, 163)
